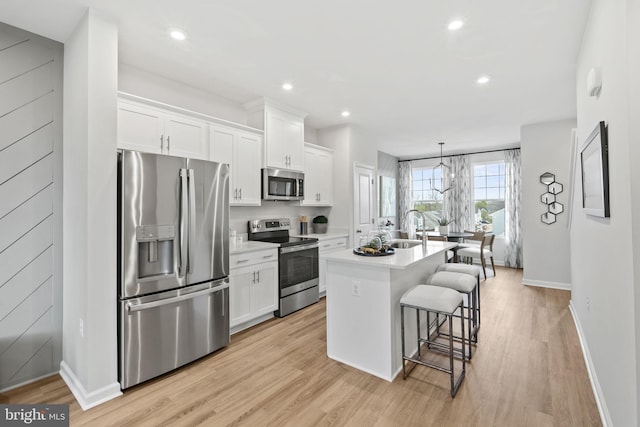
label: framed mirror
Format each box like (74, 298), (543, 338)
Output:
(379, 176), (396, 217)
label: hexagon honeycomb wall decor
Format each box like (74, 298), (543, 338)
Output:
(540, 172), (563, 224)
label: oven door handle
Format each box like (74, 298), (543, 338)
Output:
(280, 243), (319, 254)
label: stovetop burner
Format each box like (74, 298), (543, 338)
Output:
(247, 218), (319, 247)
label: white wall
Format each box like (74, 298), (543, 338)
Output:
(571, 0), (637, 425)
(119, 64), (247, 124)
(62, 9), (121, 408)
(628, 0), (640, 420)
(318, 125), (352, 241)
(521, 119), (575, 289)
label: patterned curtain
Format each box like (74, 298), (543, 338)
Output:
(504, 148), (522, 267)
(397, 161), (414, 237)
(443, 155), (472, 233)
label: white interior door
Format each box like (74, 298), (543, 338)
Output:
(353, 164), (375, 243)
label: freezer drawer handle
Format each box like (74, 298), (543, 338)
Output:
(126, 282), (230, 313)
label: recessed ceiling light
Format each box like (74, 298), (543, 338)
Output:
(282, 83), (293, 91)
(341, 111), (351, 117)
(477, 75), (491, 85)
(169, 29), (187, 41)
(448, 20), (464, 31)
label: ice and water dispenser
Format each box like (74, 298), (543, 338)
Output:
(136, 225), (175, 278)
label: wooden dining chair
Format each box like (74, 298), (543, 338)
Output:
(457, 234), (496, 279)
(428, 235), (454, 262)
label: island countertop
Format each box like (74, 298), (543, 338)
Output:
(323, 240), (456, 270)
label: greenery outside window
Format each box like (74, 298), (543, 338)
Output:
(411, 167), (444, 229)
(473, 162), (505, 235)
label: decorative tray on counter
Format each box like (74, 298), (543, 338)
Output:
(353, 247), (395, 257)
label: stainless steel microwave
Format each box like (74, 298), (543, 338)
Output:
(262, 168), (304, 201)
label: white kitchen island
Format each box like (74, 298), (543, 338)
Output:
(324, 241), (457, 381)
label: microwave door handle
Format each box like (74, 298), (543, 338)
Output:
(179, 169), (188, 277)
(187, 169), (196, 274)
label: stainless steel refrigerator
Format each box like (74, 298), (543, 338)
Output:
(117, 149), (230, 389)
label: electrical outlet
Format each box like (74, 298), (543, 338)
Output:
(352, 280), (361, 297)
(79, 318), (84, 338)
(586, 297), (590, 312)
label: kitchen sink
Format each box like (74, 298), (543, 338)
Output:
(390, 240), (421, 249)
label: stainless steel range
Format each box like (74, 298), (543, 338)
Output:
(248, 218), (319, 317)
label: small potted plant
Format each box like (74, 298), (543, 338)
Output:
(438, 217), (451, 235)
(312, 215), (328, 234)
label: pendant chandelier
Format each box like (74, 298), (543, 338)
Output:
(429, 142), (454, 194)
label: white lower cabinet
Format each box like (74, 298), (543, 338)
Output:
(318, 237), (348, 294)
(229, 249), (278, 332)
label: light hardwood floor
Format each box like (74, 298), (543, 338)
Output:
(1, 267), (601, 426)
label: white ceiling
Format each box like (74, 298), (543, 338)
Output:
(1, 0), (592, 159)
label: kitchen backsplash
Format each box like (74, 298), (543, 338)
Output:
(230, 204), (332, 239)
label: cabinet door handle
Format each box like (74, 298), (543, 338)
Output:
(256, 271), (260, 283)
(239, 188), (242, 200)
(262, 254), (274, 259)
(251, 271), (255, 284)
(236, 259), (249, 264)
(160, 135), (164, 151)
(167, 136), (170, 151)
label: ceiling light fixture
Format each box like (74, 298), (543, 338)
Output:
(430, 142), (454, 194)
(477, 75), (491, 85)
(169, 29), (188, 41)
(448, 20), (464, 31)
(282, 83), (293, 91)
(341, 111), (351, 117)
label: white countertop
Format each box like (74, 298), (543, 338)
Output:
(324, 241), (456, 270)
(230, 240), (278, 255)
(291, 232), (349, 240)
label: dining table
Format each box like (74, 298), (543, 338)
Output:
(419, 231), (475, 262)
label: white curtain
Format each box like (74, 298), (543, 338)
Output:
(504, 148), (522, 267)
(443, 155), (472, 233)
(397, 161), (413, 237)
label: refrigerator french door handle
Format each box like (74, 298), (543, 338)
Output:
(187, 168), (196, 274)
(179, 168), (189, 277)
(126, 281), (230, 313)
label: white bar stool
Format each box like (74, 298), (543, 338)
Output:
(401, 285), (466, 397)
(437, 263), (482, 339)
(426, 271), (478, 358)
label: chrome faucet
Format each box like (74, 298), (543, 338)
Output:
(403, 209), (428, 247)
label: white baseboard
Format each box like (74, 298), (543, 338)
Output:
(59, 361), (122, 411)
(230, 312), (275, 335)
(568, 302), (611, 427)
(521, 277), (571, 290)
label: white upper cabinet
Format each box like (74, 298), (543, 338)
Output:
(209, 123), (262, 206)
(117, 96), (207, 159)
(302, 143), (334, 206)
(244, 98), (307, 171)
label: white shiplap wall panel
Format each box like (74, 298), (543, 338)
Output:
(0, 155), (52, 218)
(0, 278), (53, 355)
(0, 217), (52, 294)
(0, 21), (61, 392)
(0, 29), (27, 51)
(0, 38), (53, 84)
(10, 339), (54, 385)
(0, 124), (52, 184)
(0, 185), (52, 251)
(0, 61), (53, 117)
(0, 93), (53, 151)
(0, 306), (53, 384)
(0, 247), (52, 321)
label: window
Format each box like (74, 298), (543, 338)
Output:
(473, 162), (505, 235)
(411, 167), (444, 229)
